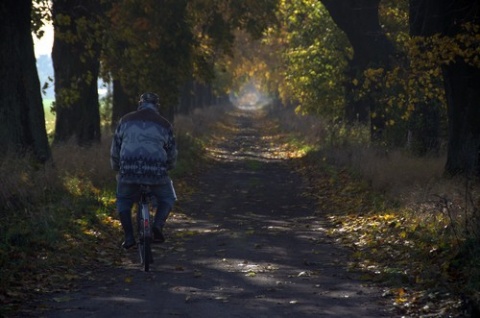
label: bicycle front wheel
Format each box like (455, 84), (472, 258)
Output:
(138, 237), (152, 272)
(143, 239), (151, 272)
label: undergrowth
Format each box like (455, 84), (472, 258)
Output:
(0, 145), (120, 315)
(271, 105), (480, 317)
(0, 105), (218, 316)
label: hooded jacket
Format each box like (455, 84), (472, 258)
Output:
(110, 102), (177, 185)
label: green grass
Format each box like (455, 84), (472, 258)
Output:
(43, 98), (55, 119)
(42, 98), (112, 133)
(43, 98), (55, 134)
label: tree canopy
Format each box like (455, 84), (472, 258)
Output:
(1, 0), (479, 177)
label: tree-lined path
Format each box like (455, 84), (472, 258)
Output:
(21, 108), (389, 317)
(3, 1), (479, 316)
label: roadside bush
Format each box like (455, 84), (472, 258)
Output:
(0, 105), (214, 314)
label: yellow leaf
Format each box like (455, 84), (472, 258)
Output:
(395, 297), (408, 304)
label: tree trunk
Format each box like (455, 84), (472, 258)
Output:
(178, 80), (194, 115)
(411, 0), (480, 176)
(408, 0), (442, 155)
(408, 104), (441, 156)
(444, 61), (480, 176)
(111, 79), (136, 130)
(441, 1), (480, 176)
(52, 0), (102, 146)
(0, 0), (50, 162)
(321, 0), (396, 141)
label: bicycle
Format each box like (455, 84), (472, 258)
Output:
(137, 185), (154, 272)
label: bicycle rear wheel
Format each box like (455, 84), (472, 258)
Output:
(138, 203), (153, 272)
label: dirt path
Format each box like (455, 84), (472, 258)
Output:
(25, 108), (393, 317)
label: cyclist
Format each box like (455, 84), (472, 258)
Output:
(110, 92), (177, 249)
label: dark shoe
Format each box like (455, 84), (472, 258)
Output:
(122, 238), (136, 249)
(119, 211), (136, 249)
(152, 225), (165, 243)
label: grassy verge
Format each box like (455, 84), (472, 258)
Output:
(271, 105), (479, 317)
(0, 105), (221, 316)
(0, 141), (120, 315)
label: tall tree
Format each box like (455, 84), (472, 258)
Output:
(51, 0), (102, 145)
(408, 0), (442, 155)
(103, 0), (193, 123)
(264, 0), (350, 117)
(321, 0), (396, 140)
(411, 0), (480, 176)
(0, 0), (50, 162)
(110, 80), (132, 129)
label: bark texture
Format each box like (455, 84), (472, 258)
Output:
(321, 0), (396, 141)
(0, 0), (50, 161)
(52, 0), (102, 145)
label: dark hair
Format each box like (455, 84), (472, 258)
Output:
(139, 92), (160, 105)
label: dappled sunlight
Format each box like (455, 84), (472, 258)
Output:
(63, 176), (94, 197)
(204, 108), (311, 163)
(95, 296), (146, 304)
(299, 151), (467, 315)
(161, 188), (376, 313)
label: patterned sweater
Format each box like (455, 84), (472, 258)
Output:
(110, 103), (177, 185)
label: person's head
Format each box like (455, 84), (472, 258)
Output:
(139, 92), (160, 106)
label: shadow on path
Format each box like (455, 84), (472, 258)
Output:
(25, 108), (392, 318)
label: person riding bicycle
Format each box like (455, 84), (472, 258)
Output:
(110, 92), (177, 249)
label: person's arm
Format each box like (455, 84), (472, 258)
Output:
(110, 124), (122, 171)
(165, 128), (177, 170)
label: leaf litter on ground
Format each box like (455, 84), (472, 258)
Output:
(295, 152), (467, 317)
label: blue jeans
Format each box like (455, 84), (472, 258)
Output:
(116, 181), (177, 228)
